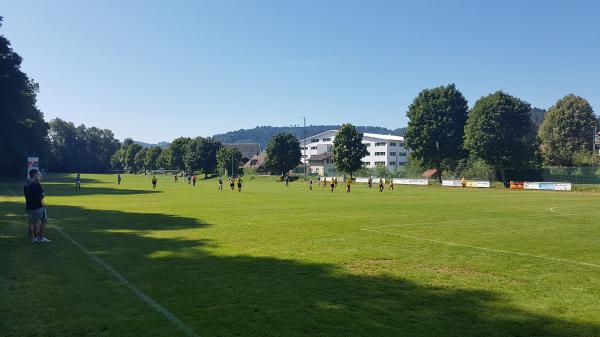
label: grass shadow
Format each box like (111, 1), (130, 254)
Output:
(1, 201), (598, 336)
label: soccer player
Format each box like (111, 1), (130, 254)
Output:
(461, 177), (467, 188)
(174, 175), (178, 183)
(378, 178), (384, 192)
(24, 169), (50, 243)
(75, 173), (81, 190)
(368, 176), (373, 189)
(152, 175), (158, 189)
(117, 173), (122, 185)
(346, 177), (352, 193)
(187, 174), (192, 185)
(334, 177), (338, 188)
(218, 176), (223, 190)
(388, 178), (394, 191)
(229, 177), (235, 191)
(322, 177), (327, 189)
(284, 175), (289, 187)
(330, 178), (335, 192)
(192, 175), (197, 187)
(309, 177), (313, 190)
(236, 176), (243, 192)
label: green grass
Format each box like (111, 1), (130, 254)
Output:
(1, 173), (600, 337)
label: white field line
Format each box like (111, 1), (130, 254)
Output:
(361, 208), (600, 269)
(1, 184), (200, 337)
(54, 225), (200, 337)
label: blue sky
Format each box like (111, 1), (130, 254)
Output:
(2, 0), (599, 143)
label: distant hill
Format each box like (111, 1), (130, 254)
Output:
(134, 141), (170, 148)
(213, 125), (406, 149)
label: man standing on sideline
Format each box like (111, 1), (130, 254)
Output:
(75, 173), (81, 190)
(117, 173), (122, 185)
(218, 176), (223, 190)
(346, 177), (352, 193)
(24, 169), (51, 243)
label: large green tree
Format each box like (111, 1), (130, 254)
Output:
(48, 118), (119, 172)
(169, 137), (191, 171)
(0, 17), (49, 176)
(144, 146), (163, 170)
(464, 91), (537, 183)
(156, 148), (174, 169)
(217, 147), (243, 176)
(265, 133), (302, 176)
(539, 94), (597, 166)
(404, 84), (469, 182)
(123, 141), (144, 173)
(134, 148), (148, 172)
(333, 124), (368, 179)
(183, 137), (222, 176)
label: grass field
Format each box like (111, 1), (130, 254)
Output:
(1, 173), (599, 337)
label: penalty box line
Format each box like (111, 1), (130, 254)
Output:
(360, 228), (600, 269)
(53, 225), (201, 337)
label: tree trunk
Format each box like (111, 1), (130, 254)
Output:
(499, 167), (507, 187)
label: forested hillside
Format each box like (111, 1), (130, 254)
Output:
(213, 125), (406, 148)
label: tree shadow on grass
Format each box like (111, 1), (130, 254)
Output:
(1, 201), (598, 337)
(0, 182), (159, 197)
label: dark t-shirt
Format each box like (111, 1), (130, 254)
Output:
(24, 181), (44, 210)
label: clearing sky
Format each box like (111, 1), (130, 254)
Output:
(2, 0), (599, 143)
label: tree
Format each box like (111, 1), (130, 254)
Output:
(0, 17), (49, 176)
(265, 133), (302, 176)
(123, 142), (143, 172)
(183, 137), (222, 177)
(169, 137), (191, 171)
(464, 91), (537, 184)
(404, 84), (469, 182)
(157, 148), (174, 170)
(539, 95), (597, 166)
(217, 147), (243, 176)
(197, 138), (222, 178)
(47, 118), (120, 172)
(134, 148), (148, 173)
(333, 124), (369, 179)
(144, 147), (163, 170)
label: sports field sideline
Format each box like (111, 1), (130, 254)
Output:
(1, 173), (599, 337)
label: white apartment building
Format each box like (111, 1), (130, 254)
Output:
(299, 130), (409, 173)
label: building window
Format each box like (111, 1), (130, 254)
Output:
(311, 146), (317, 150)
(389, 142), (397, 147)
(375, 142), (386, 147)
(389, 161), (396, 165)
(322, 137), (331, 142)
(375, 152), (385, 156)
(375, 161), (386, 165)
(311, 139), (319, 143)
(365, 143), (370, 147)
(398, 152), (407, 156)
(361, 161), (370, 166)
(389, 152), (396, 156)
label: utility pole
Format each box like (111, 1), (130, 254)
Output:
(231, 150), (234, 177)
(303, 117), (307, 180)
(594, 126), (598, 166)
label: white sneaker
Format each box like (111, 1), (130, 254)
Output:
(31, 238), (38, 243)
(39, 237), (51, 243)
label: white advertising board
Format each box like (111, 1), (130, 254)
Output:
(392, 178), (429, 186)
(524, 182), (572, 191)
(465, 180), (490, 188)
(442, 180), (463, 187)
